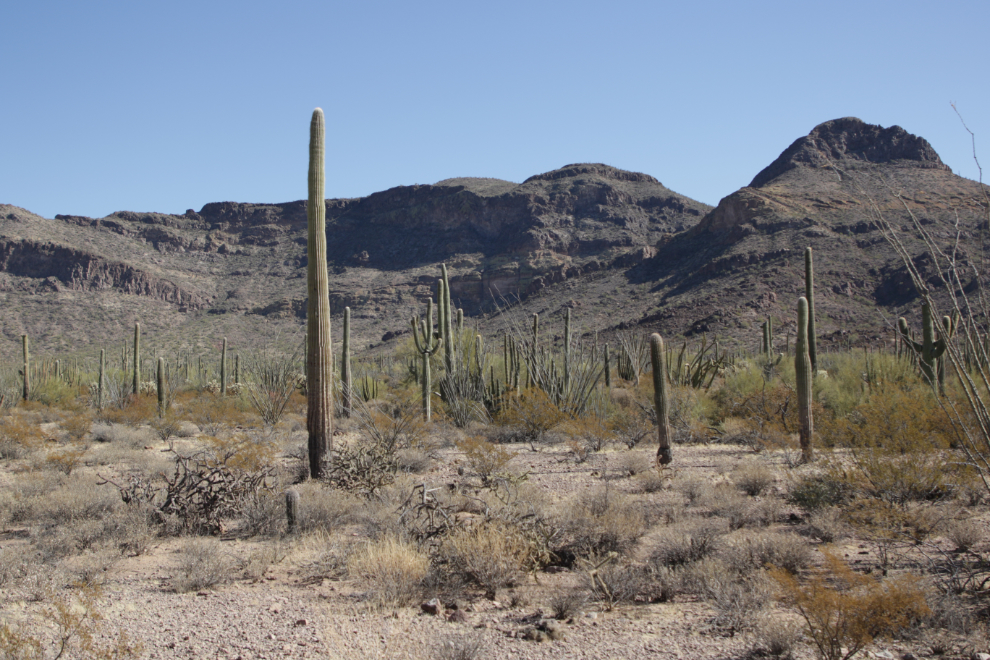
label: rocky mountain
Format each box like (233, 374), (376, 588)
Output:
(1, 119), (986, 363)
(0, 164), (711, 358)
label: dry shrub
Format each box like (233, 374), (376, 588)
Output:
(455, 436), (517, 481)
(611, 408), (651, 448)
(295, 483), (364, 533)
(823, 387), (958, 503)
(616, 451), (652, 477)
(789, 472), (852, 511)
(732, 461), (775, 496)
(719, 530), (812, 575)
(807, 507), (849, 543)
(90, 423), (148, 447)
(435, 634), (485, 660)
(945, 517), (983, 552)
(172, 538), (233, 593)
(0, 583), (142, 659)
(99, 394), (157, 427)
(347, 535), (429, 607)
(677, 476), (712, 505)
(497, 388), (567, 445)
(202, 433), (277, 472)
(60, 410), (94, 442)
(579, 554), (647, 611)
(396, 448), (432, 474)
(703, 482), (781, 529)
(184, 393), (248, 435)
(556, 486), (648, 560)
(560, 414), (616, 453)
(443, 522), (530, 598)
(548, 588), (588, 620)
(634, 470), (666, 493)
(752, 613), (803, 659)
(44, 446), (87, 475)
(241, 491), (286, 537)
(770, 550), (930, 660)
(650, 519), (726, 567)
(0, 414), (44, 459)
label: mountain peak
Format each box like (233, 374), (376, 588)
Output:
(524, 163), (661, 185)
(750, 117), (950, 188)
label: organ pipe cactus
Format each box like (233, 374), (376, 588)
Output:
(342, 307), (352, 417)
(306, 108), (333, 479)
(796, 297), (814, 463)
(650, 333), (672, 467)
(805, 247), (818, 372)
(897, 302), (958, 395)
(411, 306), (442, 422)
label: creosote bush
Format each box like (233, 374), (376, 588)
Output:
(770, 550), (930, 660)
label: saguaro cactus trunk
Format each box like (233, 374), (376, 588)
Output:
(796, 296), (814, 463)
(98, 348), (105, 409)
(306, 108), (333, 479)
(157, 357), (166, 417)
(650, 333), (672, 467)
(220, 338), (228, 396)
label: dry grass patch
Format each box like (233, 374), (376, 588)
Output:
(347, 535), (429, 608)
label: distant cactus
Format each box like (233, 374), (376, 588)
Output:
(796, 297), (814, 462)
(21, 334), (29, 401)
(133, 323), (141, 396)
(157, 357), (166, 417)
(342, 307), (352, 417)
(306, 108), (333, 478)
(98, 348), (105, 409)
(650, 333), (672, 467)
(220, 337), (228, 396)
(564, 308), (572, 391)
(898, 302), (958, 394)
(440, 265), (455, 372)
(411, 304), (442, 422)
(604, 343), (611, 388)
(286, 489), (300, 534)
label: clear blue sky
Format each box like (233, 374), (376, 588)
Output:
(3, 0), (988, 219)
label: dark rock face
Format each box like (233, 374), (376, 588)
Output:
(750, 117), (950, 188)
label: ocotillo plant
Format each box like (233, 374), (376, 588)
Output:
(650, 333), (672, 467)
(306, 108), (333, 479)
(897, 302), (958, 395)
(157, 357), (166, 417)
(133, 323), (141, 396)
(805, 247), (818, 372)
(796, 297), (814, 462)
(341, 306), (352, 417)
(220, 338), (228, 396)
(411, 306), (442, 422)
(21, 334), (29, 401)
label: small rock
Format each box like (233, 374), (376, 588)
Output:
(973, 654), (990, 660)
(901, 654), (917, 660)
(420, 598), (444, 616)
(446, 610), (468, 623)
(294, 619), (308, 627)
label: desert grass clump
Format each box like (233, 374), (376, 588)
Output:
(548, 588), (588, 620)
(945, 517), (983, 552)
(455, 435), (517, 482)
(719, 530), (813, 574)
(733, 460), (775, 496)
(172, 538), (233, 593)
(650, 519), (726, 567)
(770, 550), (930, 660)
(806, 507), (849, 543)
(442, 521), (530, 598)
(578, 553), (648, 611)
(347, 535), (429, 608)
(0, 413), (44, 459)
(556, 485), (648, 560)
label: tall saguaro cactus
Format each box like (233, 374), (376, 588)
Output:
(805, 247), (818, 373)
(650, 333), (673, 467)
(341, 307), (352, 417)
(564, 308), (572, 391)
(306, 108), (333, 479)
(898, 302), (957, 395)
(98, 348), (105, 409)
(157, 357), (166, 417)
(796, 297), (814, 463)
(439, 265), (455, 372)
(21, 334), (29, 401)
(133, 323), (141, 396)
(411, 304), (442, 421)
(220, 338), (228, 396)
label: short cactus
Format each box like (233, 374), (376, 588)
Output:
(650, 333), (672, 467)
(342, 306), (352, 417)
(220, 337), (228, 396)
(21, 334), (29, 401)
(796, 296), (814, 463)
(898, 302), (958, 394)
(133, 323), (141, 396)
